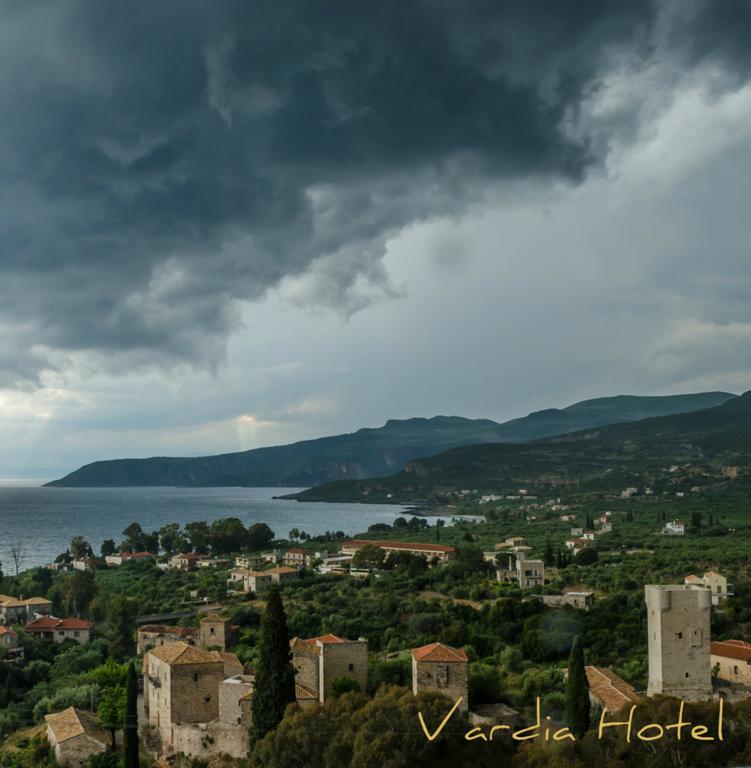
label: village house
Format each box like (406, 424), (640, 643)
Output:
(711, 640), (751, 689)
(196, 557), (232, 569)
(45, 707), (109, 767)
(137, 614), (236, 654)
(25, 617), (94, 645)
(198, 613), (236, 650)
(582, 530), (596, 541)
(104, 551), (155, 566)
(412, 642), (469, 712)
(137, 624), (197, 654)
(596, 522), (613, 534)
(585, 667), (641, 713)
(290, 634), (368, 704)
(538, 591), (596, 610)
(340, 540), (456, 564)
(234, 554), (266, 570)
(282, 547), (310, 568)
(168, 552), (204, 571)
(0, 594), (54, 623)
(72, 558), (95, 572)
(142, 642), (249, 759)
(559, 514), (577, 522)
(227, 566), (299, 594)
(495, 536), (528, 550)
(316, 554), (354, 575)
(685, 571), (733, 606)
(0, 626), (24, 662)
(662, 519), (685, 536)
(495, 550), (545, 589)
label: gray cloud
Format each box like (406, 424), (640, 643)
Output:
(2, 0), (751, 391)
(0, 0), (668, 385)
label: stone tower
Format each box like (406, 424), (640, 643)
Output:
(645, 584), (712, 701)
(198, 613), (231, 650)
(412, 642), (469, 712)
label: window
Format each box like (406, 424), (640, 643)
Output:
(193, 673), (199, 682)
(74, 631), (80, 637)
(734, 666), (739, 675)
(348, 663), (354, 672)
(435, 665), (449, 688)
(676, 632), (682, 639)
(210, 627), (215, 634)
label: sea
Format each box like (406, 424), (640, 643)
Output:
(0, 483), (417, 569)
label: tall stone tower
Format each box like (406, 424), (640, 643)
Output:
(645, 584), (712, 700)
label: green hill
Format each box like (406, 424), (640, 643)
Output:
(290, 391), (751, 502)
(45, 391), (735, 487)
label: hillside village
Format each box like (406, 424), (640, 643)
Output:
(2, 495), (751, 768)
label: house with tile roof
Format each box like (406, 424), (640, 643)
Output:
(685, 571), (734, 605)
(137, 623), (197, 654)
(104, 551), (155, 566)
(142, 641), (250, 760)
(711, 639), (751, 688)
(227, 565), (300, 593)
(290, 633), (368, 703)
(45, 707), (109, 767)
(0, 626), (24, 663)
(412, 642), (469, 712)
(585, 666), (641, 713)
(340, 540), (456, 564)
(0, 594), (53, 623)
(25, 617), (94, 645)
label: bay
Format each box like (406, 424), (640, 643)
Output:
(0, 485), (410, 569)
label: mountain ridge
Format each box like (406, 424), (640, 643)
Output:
(290, 391), (751, 502)
(45, 391), (736, 487)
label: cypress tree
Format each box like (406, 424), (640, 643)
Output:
(123, 661), (139, 768)
(251, 586), (296, 743)
(543, 538), (554, 567)
(565, 635), (590, 738)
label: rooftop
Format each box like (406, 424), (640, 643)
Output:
(342, 540), (455, 553)
(412, 642), (468, 663)
(585, 666), (641, 712)
(148, 641), (223, 665)
(45, 707), (109, 746)
(711, 640), (751, 662)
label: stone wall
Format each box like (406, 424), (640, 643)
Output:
(293, 652), (319, 693)
(320, 641), (368, 701)
(645, 585), (712, 700)
(170, 661), (224, 724)
(169, 721), (249, 760)
(53, 733), (107, 768)
(412, 658), (468, 712)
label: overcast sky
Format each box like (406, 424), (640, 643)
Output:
(2, 0), (751, 478)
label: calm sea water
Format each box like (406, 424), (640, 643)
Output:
(0, 484), (410, 569)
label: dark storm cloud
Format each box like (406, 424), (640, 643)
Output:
(2, 0), (743, 386)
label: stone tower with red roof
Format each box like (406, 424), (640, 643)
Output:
(412, 642), (469, 712)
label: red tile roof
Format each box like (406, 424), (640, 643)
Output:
(26, 617), (94, 632)
(412, 642), (468, 662)
(585, 667), (641, 712)
(711, 640), (751, 662)
(0, 626), (17, 637)
(342, 540), (455, 553)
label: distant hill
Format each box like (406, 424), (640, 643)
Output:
(45, 391), (736, 487)
(290, 391), (751, 502)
